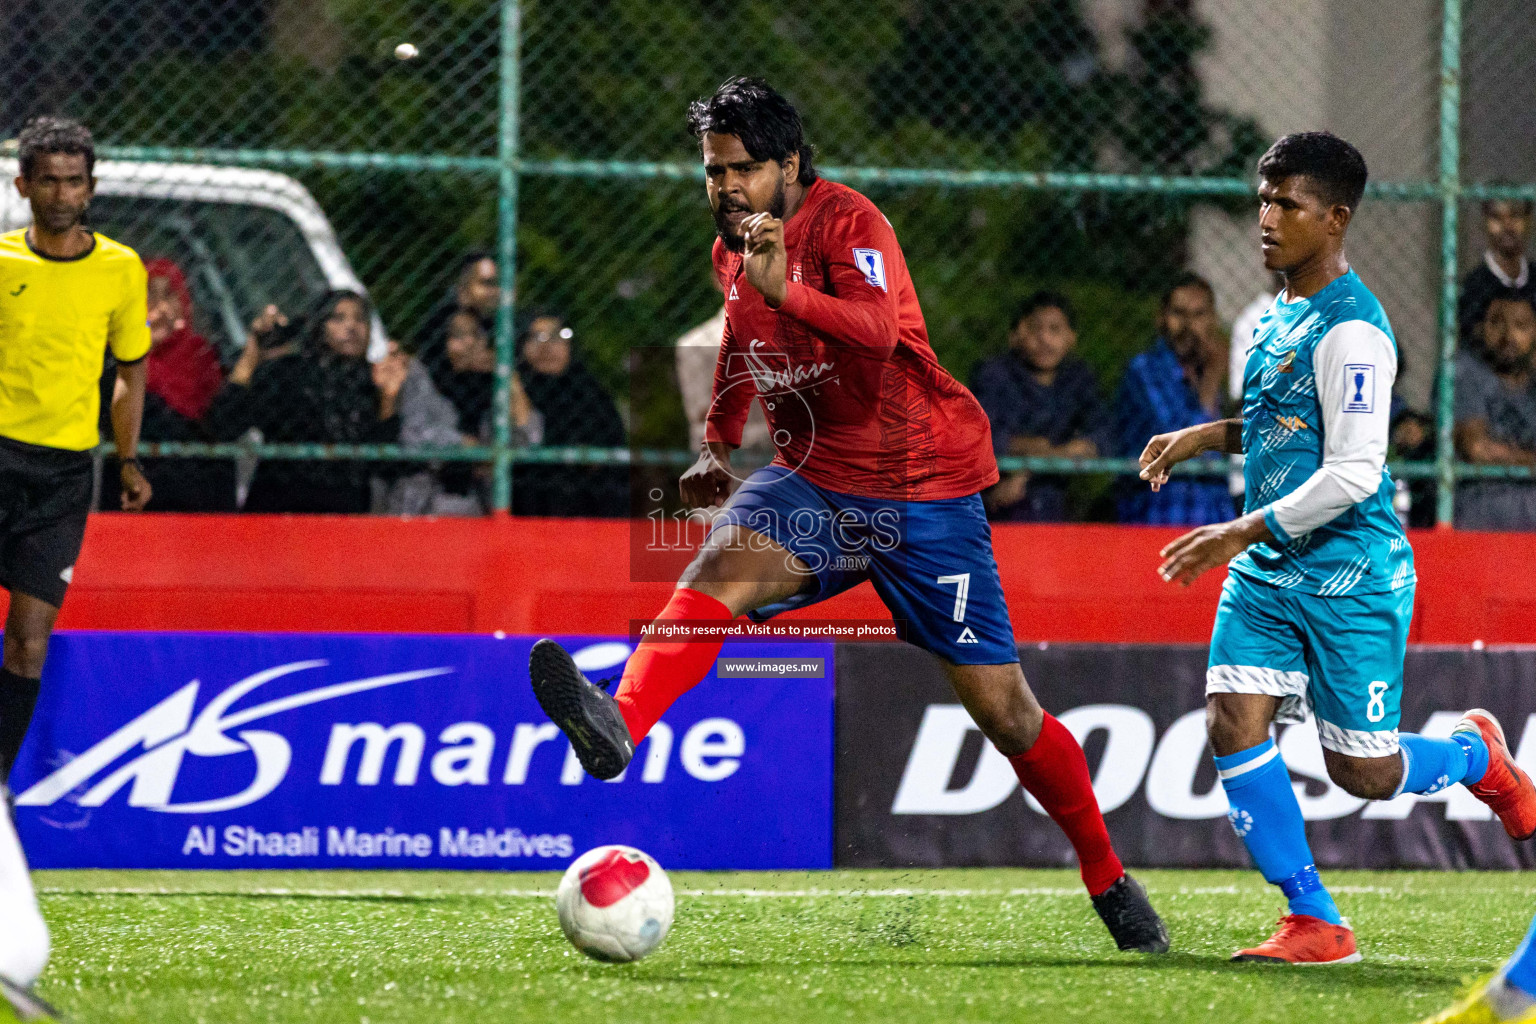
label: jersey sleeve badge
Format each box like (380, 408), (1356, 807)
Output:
(1343, 364), (1375, 413)
(851, 248), (887, 291)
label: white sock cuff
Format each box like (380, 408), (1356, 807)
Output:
(1216, 743), (1281, 782)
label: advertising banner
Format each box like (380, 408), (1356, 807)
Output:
(13, 633), (834, 871)
(835, 643), (1536, 870)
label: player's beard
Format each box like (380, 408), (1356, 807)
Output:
(714, 178), (787, 254)
(1489, 342), (1535, 376)
(1167, 327), (1202, 365)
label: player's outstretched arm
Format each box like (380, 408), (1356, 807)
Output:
(1138, 418), (1242, 491)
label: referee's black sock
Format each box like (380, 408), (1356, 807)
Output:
(0, 668), (41, 783)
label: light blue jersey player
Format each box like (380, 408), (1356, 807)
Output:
(1139, 132), (1535, 965)
(1217, 266), (1416, 757)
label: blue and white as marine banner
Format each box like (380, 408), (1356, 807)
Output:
(10, 633), (834, 871)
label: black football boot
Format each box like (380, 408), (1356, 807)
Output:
(1090, 874), (1171, 953)
(528, 639), (634, 781)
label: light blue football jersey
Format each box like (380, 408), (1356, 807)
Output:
(1228, 269), (1415, 596)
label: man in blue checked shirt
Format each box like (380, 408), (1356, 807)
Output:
(1114, 273), (1234, 525)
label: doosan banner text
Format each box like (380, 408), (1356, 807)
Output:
(836, 643), (1536, 870)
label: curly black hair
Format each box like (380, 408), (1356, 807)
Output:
(1257, 131), (1368, 212)
(686, 76), (817, 185)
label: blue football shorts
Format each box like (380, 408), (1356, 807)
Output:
(1206, 569), (1415, 758)
(709, 465), (1018, 665)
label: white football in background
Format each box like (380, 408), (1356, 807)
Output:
(556, 844), (674, 962)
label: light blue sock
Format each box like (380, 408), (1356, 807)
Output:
(1502, 912), (1536, 999)
(1395, 731), (1489, 797)
(1455, 728), (1491, 785)
(1214, 738), (1342, 926)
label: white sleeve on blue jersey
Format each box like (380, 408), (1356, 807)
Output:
(1262, 320), (1396, 543)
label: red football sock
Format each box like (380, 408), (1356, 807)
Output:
(613, 587), (732, 742)
(1008, 713), (1125, 896)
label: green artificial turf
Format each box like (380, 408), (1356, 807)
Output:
(26, 868), (1533, 1023)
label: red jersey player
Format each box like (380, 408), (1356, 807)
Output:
(530, 77), (1167, 953)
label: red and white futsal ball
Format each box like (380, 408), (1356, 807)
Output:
(556, 845), (675, 962)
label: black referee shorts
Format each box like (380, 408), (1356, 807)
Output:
(0, 436), (93, 608)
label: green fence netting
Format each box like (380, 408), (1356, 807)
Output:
(0, 0), (1529, 523)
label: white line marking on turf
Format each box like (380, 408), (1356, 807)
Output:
(38, 886), (557, 899)
(40, 883), (1536, 900)
(37, 885), (1092, 899)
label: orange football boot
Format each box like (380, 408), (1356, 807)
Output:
(1232, 914), (1361, 964)
(1457, 709), (1536, 841)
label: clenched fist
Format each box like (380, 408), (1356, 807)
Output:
(740, 213), (787, 308)
(680, 443), (735, 509)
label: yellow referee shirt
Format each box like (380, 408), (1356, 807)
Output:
(0, 228), (151, 451)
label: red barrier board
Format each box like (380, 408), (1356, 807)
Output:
(25, 514), (1536, 643)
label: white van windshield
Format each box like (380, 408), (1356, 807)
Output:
(86, 196), (332, 361)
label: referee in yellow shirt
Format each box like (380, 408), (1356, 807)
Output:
(0, 117), (151, 785)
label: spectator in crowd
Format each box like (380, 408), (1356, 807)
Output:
(442, 308), (542, 444)
(1114, 272), (1234, 524)
(1391, 402), (1434, 461)
(128, 258), (236, 511)
(416, 250), (500, 397)
(383, 310), (542, 515)
(513, 311), (627, 517)
(1460, 199), (1536, 352)
(377, 328), (472, 516)
(1453, 289), (1536, 530)
(436, 309), (543, 443)
(1388, 352), (1437, 528)
(970, 290), (1107, 521)
(675, 277), (769, 453)
(443, 309), (496, 438)
(208, 289), (407, 513)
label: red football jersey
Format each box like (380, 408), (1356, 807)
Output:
(705, 178), (998, 501)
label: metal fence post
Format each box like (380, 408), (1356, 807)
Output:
(1435, 0), (1463, 527)
(493, 0), (523, 514)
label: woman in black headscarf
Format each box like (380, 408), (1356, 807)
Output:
(208, 289), (407, 513)
(415, 251), (500, 400)
(513, 311), (628, 517)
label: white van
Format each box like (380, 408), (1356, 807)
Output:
(0, 158), (386, 359)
